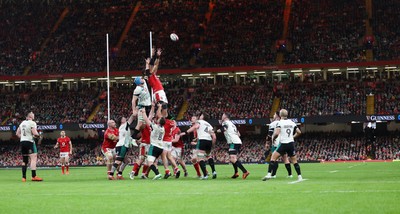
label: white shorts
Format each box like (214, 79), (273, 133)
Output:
(153, 90), (168, 103)
(163, 141), (172, 151)
(172, 147), (183, 160)
(102, 148), (116, 160)
(139, 143), (150, 160)
(60, 152), (69, 158)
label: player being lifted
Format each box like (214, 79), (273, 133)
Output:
(263, 109), (303, 181)
(218, 113), (250, 179)
(110, 115), (135, 180)
(16, 112), (43, 182)
(264, 112), (292, 179)
(54, 131), (72, 175)
(181, 113), (217, 179)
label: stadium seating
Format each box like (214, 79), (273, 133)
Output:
(372, 0), (400, 61)
(286, 0), (366, 64)
(1, 0), (400, 75)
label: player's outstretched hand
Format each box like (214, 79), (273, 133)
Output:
(157, 48), (162, 56)
(145, 58), (150, 65)
(191, 141), (197, 146)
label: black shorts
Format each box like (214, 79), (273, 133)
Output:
(228, 144), (241, 155)
(276, 142), (296, 157)
(196, 140), (212, 151)
(115, 146), (129, 161)
(148, 145), (164, 159)
(21, 141), (37, 155)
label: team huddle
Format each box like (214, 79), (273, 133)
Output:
(16, 49), (304, 182)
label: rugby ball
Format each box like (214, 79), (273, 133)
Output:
(170, 33), (179, 42)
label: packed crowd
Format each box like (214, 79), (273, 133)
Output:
(30, 1), (133, 75)
(372, 0), (400, 61)
(0, 4), (62, 76)
(3, 87), (99, 125)
(374, 81), (400, 115)
(3, 0), (399, 76)
(286, 0), (366, 64)
(201, 0), (283, 67)
(1, 133), (399, 167)
(111, 0), (207, 71)
(279, 81), (367, 116)
(185, 84), (274, 120)
(2, 79), (400, 124)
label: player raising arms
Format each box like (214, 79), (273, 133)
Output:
(171, 120), (188, 177)
(181, 113), (216, 179)
(146, 49), (169, 107)
(54, 131), (72, 175)
(16, 112), (43, 182)
(264, 112), (292, 179)
(218, 113), (250, 179)
(102, 120), (119, 180)
(111, 115), (135, 180)
(140, 105), (165, 180)
(263, 109), (303, 181)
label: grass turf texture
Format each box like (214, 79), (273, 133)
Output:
(0, 162), (399, 214)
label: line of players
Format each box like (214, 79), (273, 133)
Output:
(50, 49), (303, 182)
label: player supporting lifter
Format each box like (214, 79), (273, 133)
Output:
(16, 112), (43, 182)
(54, 131), (72, 175)
(111, 115), (135, 180)
(218, 113), (250, 179)
(171, 120), (188, 177)
(264, 112), (292, 179)
(140, 106), (165, 180)
(102, 120), (119, 180)
(263, 109), (303, 181)
(181, 113), (216, 180)
(161, 115), (181, 179)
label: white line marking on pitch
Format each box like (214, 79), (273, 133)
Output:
(329, 170), (338, 173)
(348, 164), (362, 168)
(288, 179), (308, 184)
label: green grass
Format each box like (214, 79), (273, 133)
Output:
(0, 162), (399, 214)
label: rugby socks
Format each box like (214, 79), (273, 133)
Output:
(165, 169), (171, 175)
(32, 170), (36, 178)
(208, 158), (216, 173)
(285, 163), (292, 176)
(62, 166), (65, 174)
(232, 162), (238, 173)
(294, 163), (301, 176)
(270, 161), (278, 174)
(112, 163), (119, 174)
(235, 161), (247, 173)
(150, 165), (159, 175)
(142, 165), (149, 176)
(199, 160), (207, 176)
(22, 165), (27, 179)
(193, 162), (201, 177)
(132, 163), (139, 176)
(272, 163), (279, 176)
(267, 162), (273, 173)
(66, 166), (69, 172)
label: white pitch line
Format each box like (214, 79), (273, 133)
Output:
(348, 164), (362, 168)
(288, 179), (308, 184)
(329, 170), (338, 173)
